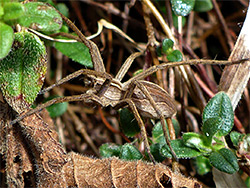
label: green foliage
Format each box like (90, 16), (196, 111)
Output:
(171, 0), (195, 16)
(230, 131), (244, 147)
(194, 0), (213, 12)
(0, 31), (47, 112)
(161, 139), (202, 159)
(119, 108), (140, 137)
(209, 148), (239, 174)
(99, 143), (121, 158)
(44, 95), (68, 118)
(18, 2), (62, 32)
(54, 39), (93, 68)
(157, 38), (183, 62)
(0, 21), (13, 59)
(120, 144), (143, 160)
(3, 2), (25, 21)
(203, 92), (234, 139)
(194, 156), (212, 175)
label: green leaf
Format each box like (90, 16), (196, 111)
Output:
(120, 143), (143, 160)
(44, 95), (68, 118)
(18, 2), (62, 32)
(161, 139), (202, 159)
(162, 38), (174, 55)
(55, 3), (69, 18)
(183, 132), (212, 152)
(194, 155), (212, 175)
(194, 0), (213, 12)
(0, 31), (47, 113)
(167, 50), (183, 62)
(99, 143), (121, 158)
(171, 0), (195, 16)
(0, 5), (4, 18)
(54, 40), (93, 68)
(209, 148), (239, 174)
(202, 92), (234, 137)
(230, 131), (244, 147)
(119, 108), (140, 137)
(150, 143), (166, 162)
(3, 2), (25, 21)
(0, 22), (14, 59)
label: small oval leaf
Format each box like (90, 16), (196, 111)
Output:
(3, 2), (25, 21)
(99, 143), (121, 158)
(161, 139), (202, 159)
(230, 131), (244, 147)
(194, 155), (212, 175)
(171, 0), (195, 16)
(202, 92), (234, 137)
(162, 38), (174, 55)
(194, 0), (213, 12)
(0, 22), (14, 59)
(54, 40), (93, 68)
(0, 31), (47, 113)
(209, 148), (239, 174)
(18, 2), (62, 32)
(119, 108), (140, 137)
(120, 144), (143, 160)
(167, 50), (183, 62)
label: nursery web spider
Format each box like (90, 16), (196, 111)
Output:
(12, 10), (246, 163)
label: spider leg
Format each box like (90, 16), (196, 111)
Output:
(133, 80), (178, 161)
(40, 69), (112, 94)
(11, 93), (103, 125)
(114, 98), (156, 164)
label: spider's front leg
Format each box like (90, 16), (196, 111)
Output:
(10, 93), (103, 125)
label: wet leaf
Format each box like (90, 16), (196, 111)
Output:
(0, 31), (47, 113)
(18, 2), (62, 32)
(202, 92), (234, 139)
(171, 0), (195, 16)
(0, 22), (14, 59)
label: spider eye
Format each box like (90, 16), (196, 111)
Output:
(83, 76), (94, 87)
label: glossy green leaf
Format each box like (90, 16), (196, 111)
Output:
(119, 108), (140, 137)
(161, 139), (202, 159)
(209, 148), (239, 174)
(99, 143), (121, 158)
(171, 0), (195, 16)
(194, 0), (213, 12)
(3, 2), (25, 20)
(0, 31), (47, 113)
(194, 155), (212, 175)
(120, 144), (143, 160)
(44, 95), (68, 118)
(167, 50), (183, 62)
(54, 40), (93, 68)
(162, 38), (174, 55)
(0, 22), (14, 59)
(183, 132), (212, 152)
(18, 2), (62, 32)
(203, 92), (234, 137)
(230, 131), (244, 147)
